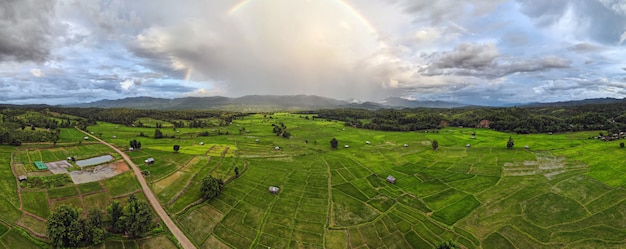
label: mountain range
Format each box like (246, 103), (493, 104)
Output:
(59, 95), (626, 111)
(63, 95), (468, 111)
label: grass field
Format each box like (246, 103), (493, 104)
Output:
(5, 113), (626, 248)
(139, 114), (626, 248)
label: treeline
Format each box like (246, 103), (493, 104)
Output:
(309, 103), (626, 134)
(49, 107), (245, 127)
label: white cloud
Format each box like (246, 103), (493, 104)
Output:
(119, 79), (134, 90)
(30, 68), (44, 77)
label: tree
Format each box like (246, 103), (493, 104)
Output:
(201, 175), (223, 200)
(83, 209), (104, 245)
(234, 167), (239, 176)
(330, 137), (338, 150)
(107, 201), (123, 233)
(173, 144), (180, 153)
(507, 136), (514, 149)
(124, 194), (154, 238)
(154, 129), (163, 139)
(436, 240), (459, 249)
(129, 139), (141, 149)
(621, 142), (624, 148)
(47, 205), (84, 248)
(432, 139), (439, 150)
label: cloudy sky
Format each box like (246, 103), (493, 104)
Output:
(1, 0), (625, 105)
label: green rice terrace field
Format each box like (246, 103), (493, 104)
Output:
(3, 113), (626, 248)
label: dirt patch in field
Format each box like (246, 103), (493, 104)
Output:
(46, 160), (73, 174)
(69, 160), (130, 184)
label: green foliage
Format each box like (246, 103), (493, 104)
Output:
(173, 144), (180, 152)
(124, 194), (154, 238)
(200, 175), (223, 200)
(20, 174), (72, 189)
(507, 136), (514, 149)
(107, 195), (154, 238)
(83, 209), (105, 245)
(47, 205), (84, 248)
(107, 201), (123, 233)
(436, 240), (459, 249)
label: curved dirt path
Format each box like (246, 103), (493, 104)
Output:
(77, 128), (195, 249)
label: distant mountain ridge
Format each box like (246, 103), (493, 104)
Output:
(64, 95), (468, 111)
(522, 97), (626, 107)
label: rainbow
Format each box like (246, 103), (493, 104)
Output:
(228, 0), (377, 35)
(184, 67), (193, 82)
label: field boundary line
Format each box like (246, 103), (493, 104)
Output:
(14, 222), (47, 239)
(166, 157), (212, 207)
(149, 153), (198, 184)
(76, 128), (196, 249)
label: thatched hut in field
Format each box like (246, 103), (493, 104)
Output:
(269, 186), (279, 194)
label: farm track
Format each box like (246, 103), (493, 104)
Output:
(77, 128), (196, 249)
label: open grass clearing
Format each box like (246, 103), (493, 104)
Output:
(101, 171), (140, 197)
(20, 191), (49, 219)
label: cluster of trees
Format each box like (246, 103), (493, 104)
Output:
(310, 102), (626, 134)
(47, 194), (154, 247)
(129, 139), (142, 150)
(272, 122), (291, 138)
(47, 206), (104, 248)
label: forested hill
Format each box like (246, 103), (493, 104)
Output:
(63, 95), (466, 111)
(310, 100), (626, 134)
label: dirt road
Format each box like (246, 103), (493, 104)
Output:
(77, 128), (196, 249)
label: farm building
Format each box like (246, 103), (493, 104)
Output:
(129, 147), (134, 151)
(275, 146), (280, 150)
(344, 145), (350, 148)
(269, 186), (279, 194)
(386, 175), (396, 184)
(34, 161), (47, 170)
(83, 136), (89, 140)
(18, 175), (27, 181)
(466, 144), (471, 148)
(145, 158), (155, 164)
(366, 141), (370, 144)
(524, 145), (529, 149)
(200, 142), (204, 145)
(403, 144), (408, 147)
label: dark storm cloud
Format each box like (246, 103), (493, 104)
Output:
(0, 0), (56, 62)
(423, 43), (571, 78)
(430, 43), (499, 69)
